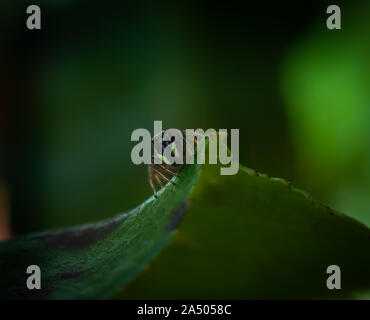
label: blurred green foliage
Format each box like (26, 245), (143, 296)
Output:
(281, 2), (370, 226)
(121, 162), (370, 299)
(1, 0), (369, 299)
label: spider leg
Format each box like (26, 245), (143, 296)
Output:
(154, 167), (176, 185)
(147, 166), (158, 198)
(154, 172), (164, 188)
(193, 132), (205, 144)
(156, 164), (178, 177)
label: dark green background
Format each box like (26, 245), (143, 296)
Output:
(0, 0), (369, 296)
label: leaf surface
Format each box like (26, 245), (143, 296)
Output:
(0, 163), (200, 299)
(122, 163), (370, 299)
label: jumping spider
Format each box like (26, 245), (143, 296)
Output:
(147, 130), (199, 198)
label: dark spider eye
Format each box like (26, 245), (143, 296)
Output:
(162, 136), (175, 146)
(162, 140), (171, 152)
(153, 131), (178, 152)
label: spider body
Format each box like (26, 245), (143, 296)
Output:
(147, 130), (194, 198)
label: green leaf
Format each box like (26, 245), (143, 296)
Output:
(121, 163), (370, 299)
(0, 163), (201, 299)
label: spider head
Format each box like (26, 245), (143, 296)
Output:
(152, 130), (183, 165)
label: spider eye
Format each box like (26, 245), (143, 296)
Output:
(162, 140), (171, 152)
